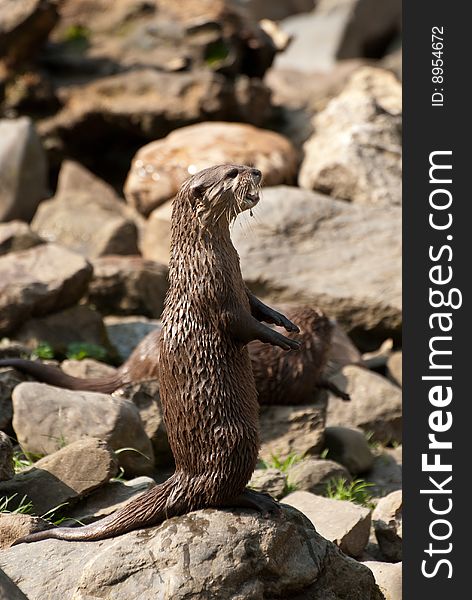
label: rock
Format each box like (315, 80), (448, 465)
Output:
(114, 380), (171, 466)
(0, 439), (118, 516)
(31, 161), (140, 258)
(0, 514), (48, 551)
(387, 351), (402, 386)
(48, 0), (277, 78)
(232, 186), (401, 342)
(284, 490), (371, 557)
(141, 200), (173, 264)
(0, 566), (29, 599)
(104, 316), (161, 361)
(38, 69), (272, 167)
(0, 221), (43, 255)
(86, 255), (168, 318)
(327, 321), (363, 374)
(328, 0), (402, 60)
(275, 1), (400, 72)
(287, 458), (351, 495)
(14, 304), (113, 357)
(61, 358), (117, 380)
(241, 0), (316, 21)
(326, 365), (402, 444)
(63, 476), (156, 525)
(366, 452), (402, 498)
(0, 243), (92, 335)
(372, 490), (402, 561)
(259, 399), (326, 461)
(124, 122), (298, 216)
(324, 426), (375, 475)
(299, 67), (402, 207)
(0, 431), (13, 481)
(0, 507), (383, 600)
(364, 561), (402, 600)
(12, 382), (154, 476)
(0, 117), (48, 222)
(0, 0), (59, 68)
(0, 368), (26, 430)
(249, 468), (287, 499)
(266, 60), (364, 112)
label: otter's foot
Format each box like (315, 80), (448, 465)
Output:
(247, 292), (300, 333)
(227, 489), (282, 518)
(318, 379), (351, 402)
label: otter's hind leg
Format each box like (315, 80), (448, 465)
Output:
(221, 488), (282, 517)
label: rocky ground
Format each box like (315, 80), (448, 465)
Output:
(1, 1), (402, 599)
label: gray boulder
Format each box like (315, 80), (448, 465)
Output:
(0, 507), (383, 600)
(0, 117), (47, 222)
(0, 431), (13, 481)
(233, 186), (401, 341)
(0, 221), (43, 255)
(12, 382), (154, 476)
(0, 243), (92, 335)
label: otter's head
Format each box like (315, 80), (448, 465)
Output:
(180, 164), (262, 227)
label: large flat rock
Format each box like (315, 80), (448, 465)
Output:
(233, 186), (401, 341)
(0, 243), (92, 335)
(0, 507), (383, 600)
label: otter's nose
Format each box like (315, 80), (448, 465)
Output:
(251, 168), (262, 182)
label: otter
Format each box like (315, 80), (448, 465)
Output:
(12, 164), (301, 544)
(248, 305), (350, 404)
(0, 307), (349, 402)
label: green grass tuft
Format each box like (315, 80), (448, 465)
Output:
(66, 342), (108, 361)
(325, 477), (375, 508)
(259, 452), (304, 473)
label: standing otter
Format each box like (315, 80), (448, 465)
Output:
(0, 307), (349, 402)
(13, 164), (300, 544)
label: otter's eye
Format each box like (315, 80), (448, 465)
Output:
(226, 168), (238, 179)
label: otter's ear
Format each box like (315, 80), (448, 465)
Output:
(189, 182), (205, 200)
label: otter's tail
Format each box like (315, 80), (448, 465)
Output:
(0, 358), (123, 393)
(12, 475), (187, 544)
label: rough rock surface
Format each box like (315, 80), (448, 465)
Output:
(14, 304), (113, 356)
(366, 452), (402, 497)
(299, 67), (402, 207)
(0, 439), (118, 515)
(124, 122), (298, 215)
(387, 350), (402, 386)
(0, 431), (13, 481)
(249, 468), (287, 499)
(372, 490), (402, 561)
(232, 186), (401, 341)
(104, 316), (161, 362)
(31, 161), (140, 258)
(324, 426), (375, 475)
(0, 514), (49, 551)
(364, 561), (402, 600)
(326, 365), (402, 444)
(141, 200), (173, 264)
(61, 358), (117, 380)
(259, 400), (326, 461)
(327, 321), (363, 374)
(0, 243), (92, 335)
(287, 458), (351, 495)
(12, 382), (154, 476)
(39, 69), (272, 165)
(0, 221), (43, 255)
(0, 117), (48, 222)
(0, 507), (383, 600)
(284, 490), (371, 558)
(86, 255), (168, 318)
(0, 566), (29, 599)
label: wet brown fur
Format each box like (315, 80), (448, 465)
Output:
(12, 164), (300, 544)
(0, 307), (349, 402)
